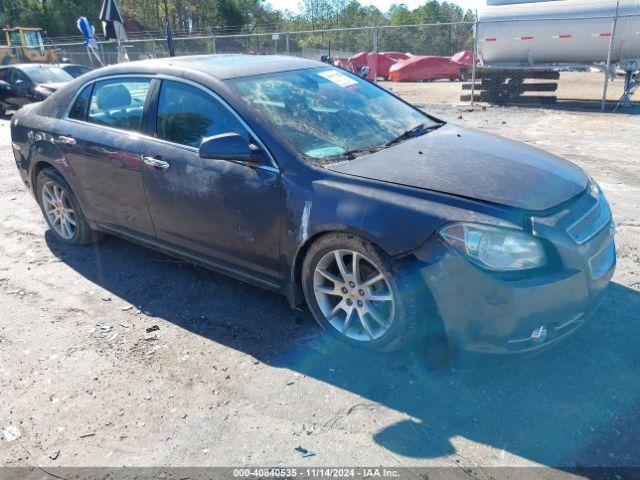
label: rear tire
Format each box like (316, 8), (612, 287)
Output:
(302, 233), (434, 352)
(36, 167), (104, 245)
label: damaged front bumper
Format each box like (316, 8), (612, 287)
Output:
(414, 201), (616, 357)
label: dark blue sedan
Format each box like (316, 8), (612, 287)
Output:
(9, 55), (616, 359)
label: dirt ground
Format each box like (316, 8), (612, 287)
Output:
(1, 90), (640, 474)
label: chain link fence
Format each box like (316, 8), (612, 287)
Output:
(287, 27), (375, 60)
(50, 14), (639, 112)
(470, 14), (640, 111)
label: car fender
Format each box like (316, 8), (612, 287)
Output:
(27, 139), (71, 189)
(23, 136), (93, 220)
(283, 173), (524, 306)
(12, 110), (81, 197)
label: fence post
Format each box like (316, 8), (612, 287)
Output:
(371, 26), (378, 83)
(148, 32), (157, 59)
(286, 32), (290, 56)
(372, 26), (378, 53)
(46, 35), (61, 64)
(602, 1), (620, 112)
(471, 15), (478, 107)
(212, 34), (217, 54)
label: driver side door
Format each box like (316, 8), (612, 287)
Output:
(140, 79), (282, 282)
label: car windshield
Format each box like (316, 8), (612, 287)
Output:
(229, 67), (441, 162)
(22, 66), (73, 84)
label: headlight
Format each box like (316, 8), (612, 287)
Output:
(438, 223), (546, 271)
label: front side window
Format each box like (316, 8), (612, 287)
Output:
(156, 80), (246, 148)
(228, 67), (437, 161)
(88, 78), (151, 132)
(8, 69), (29, 87)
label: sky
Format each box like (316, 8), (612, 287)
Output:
(267, 0), (487, 14)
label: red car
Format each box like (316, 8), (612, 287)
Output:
(349, 52), (411, 80)
(381, 52), (411, 62)
(389, 55), (463, 82)
(451, 50), (474, 68)
(371, 53), (410, 79)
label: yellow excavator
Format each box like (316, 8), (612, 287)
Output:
(0, 27), (59, 65)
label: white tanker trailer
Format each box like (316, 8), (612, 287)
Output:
(478, 0), (640, 68)
(468, 0), (640, 106)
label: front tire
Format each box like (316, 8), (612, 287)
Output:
(302, 233), (430, 352)
(36, 167), (104, 245)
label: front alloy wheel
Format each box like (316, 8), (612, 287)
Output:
(302, 233), (431, 352)
(313, 249), (395, 342)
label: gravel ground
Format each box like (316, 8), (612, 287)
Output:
(1, 98), (639, 473)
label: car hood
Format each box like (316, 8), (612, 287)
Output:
(325, 124), (587, 211)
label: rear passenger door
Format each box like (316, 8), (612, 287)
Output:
(59, 77), (156, 236)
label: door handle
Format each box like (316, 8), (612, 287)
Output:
(87, 145), (110, 155)
(143, 156), (170, 172)
(54, 135), (76, 147)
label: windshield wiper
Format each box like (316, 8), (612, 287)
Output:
(333, 145), (386, 161)
(385, 122), (444, 147)
(326, 121), (444, 163)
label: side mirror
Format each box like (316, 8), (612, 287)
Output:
(199, 132), (266, 165)
(14, 79), (27, 91)
(0, 80), (10, 91)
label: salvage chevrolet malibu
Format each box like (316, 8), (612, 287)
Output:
(10, 55), (616, 358)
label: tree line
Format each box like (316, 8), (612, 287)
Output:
(0, 0), (472, 38)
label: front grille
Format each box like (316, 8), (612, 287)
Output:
(567, 197), (611, 245)
(589, 240), (616, 280)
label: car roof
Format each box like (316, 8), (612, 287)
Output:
(93, 54), (324, 81)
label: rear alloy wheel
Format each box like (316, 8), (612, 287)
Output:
(36, 167), (104, 245)
(312, 249), (395, 342)
(302, 233), (431, 352)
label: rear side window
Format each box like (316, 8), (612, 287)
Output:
(69, 84), (92, 121)
(156, 80), (246, 148)
(87, 78), (151, 132)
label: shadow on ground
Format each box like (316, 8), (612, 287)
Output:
(46, 233), (640, 469)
